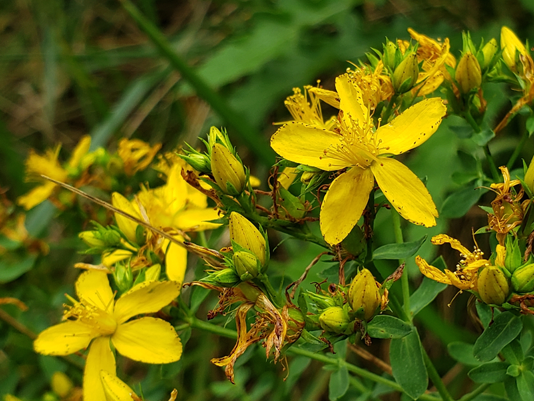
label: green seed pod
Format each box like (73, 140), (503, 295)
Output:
(233, 251), (259, 281)
(478, 266), (510, 305)
(511, 264), (534, 293)
(319, 306), (351, 334)
(348, 268), (381, 320)
(200, 268), (241, 287)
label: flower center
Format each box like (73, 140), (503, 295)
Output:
(64, 296), (117, 336)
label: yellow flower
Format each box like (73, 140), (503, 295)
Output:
(282, 86), (337, 129)
(100, 371), (178, 401)
(271, 74), (446, 244)
(111, 162), (220, 282)
(416, 234), (491, 291)
(17, 136), (93, 210)
(406, 28), (456, 96)
(118, 139), (161, 176)
(347, 62), (394, 109)
(34, 270), (182, 401)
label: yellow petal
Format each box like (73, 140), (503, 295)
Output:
(278, 167), (298, 189)
(270, 122), (350, 171)
(335, 74), (368, 125)
(100, 371), (137, 401)
(174, 208), (221, 231)
(17, 182), (56, 210)
(102, 249), (133, 268)
(111, 193), (140, 243)
(415, 256), (452, 285)
(371, 158), (437, 227)
(76, 270), (114, 313)
(113, 281), (180, 324)
(307, 87), (340, 108)
(320, 167), (374, 245)
(84, 337), (116, 401)
(68, 136), (91, 169)
(375, 98), (446, 155)
(112, 317), (182, 363)
(165, 238), (188, 284)
(164, 164), (189, 211)
(34, 321), (99, 356)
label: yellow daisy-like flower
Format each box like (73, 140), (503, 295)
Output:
(17, 136), (92, 210)
(415, 234), (492, 291)
(271, 74), (446, 244)
(34, 270), (182, 401)
(118, 139), (161, 176)
(110, 162), (220, 282)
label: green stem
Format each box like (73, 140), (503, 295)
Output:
(457, 383), (491, 401)
(257, 274), (284, 307)
(118, 0), (275, 166)
(391, 210), (410, 321)
(507, 128), (528, 169)
(423, 349), (454, 401)
(382, 94), (399, 123)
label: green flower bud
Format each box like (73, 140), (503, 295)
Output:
(383, 40), (398, 71)
(79, 231), (106, 248)
(180, 152), (212, 174)
(481, 38), (498, 69)
(211, 143), (246, 195)
(319, 306), (351, 334)
(145, 264), (161, 282)
(114, 262), (133, 294)
(233, 251), (259, 281)
(200, 268), (241, 287)
(478, 266), (510, 305)
(511, 264), (534, 293)
(456, 52), (482, 94)
(300, 171), (316, 184)
(392, 53), (419, 93)
(348, 268), (381, 320)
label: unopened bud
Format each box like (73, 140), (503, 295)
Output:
(211, 143), (246, 195)
(383, 40), (398, 71)
(511, 264), (534, 293)
(201, 268), (240, 287)
(348, 268), (381, 320)
(51, 372), (73, 397)
(319, 306), (351, 334)
(145, 264), (161, 282)
(525, 155), (534, 194)
(237, 282), (261, 303)
(392, 53), (419, 93)
(478, 266), (510, 305)
(233, 251), (259, 281)
(456, 52), (482, 94)
(79, 231), (106, 248)
(229, 212), (267, 266)
(481, 38), (498, 69)
(300, 171), (316, 184)
(501, 26), (527, 72)
(181, 153), (211, 174)
(114, 262), (133, 293)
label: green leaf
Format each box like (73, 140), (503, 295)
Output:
(517, 371), (534, 401)
(410, 261), (448, 316)
(476, 301), (498, 329)
(474, 312), (523, 362)
(390, 328), (428, 399)
(472, 395), (512, 401)
(468, 362), (510, 383)
(447, 342), (481, 366)
(504, 377), (522, 401)
(367, 315), (412, 339)
(0, 255), (38, 284)
(502, 340), (524, 365)
(472, 128), (495, 146)
(328, 365), (349, 401)
(373, 235), (427, 260)
(441, 185), (487, 219)
(527, 114), (534, 136)
(507, 364), (521, 377)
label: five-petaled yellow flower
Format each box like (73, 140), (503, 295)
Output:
(271, 74), (446, 244)
(34, 270), (182, 401)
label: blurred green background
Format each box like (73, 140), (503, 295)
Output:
(2, 0), (534, 400)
